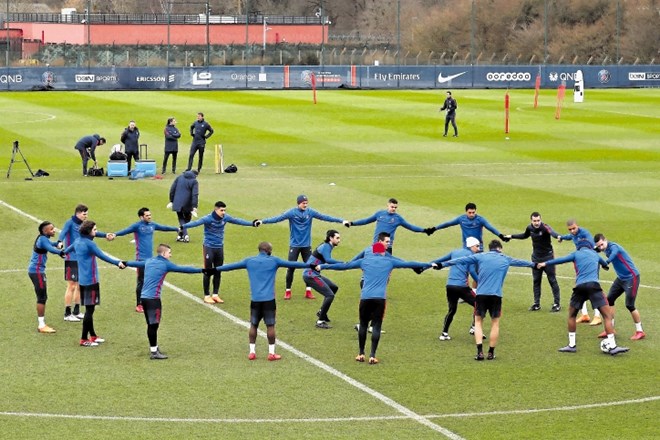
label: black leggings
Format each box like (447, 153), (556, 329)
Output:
(81, 305), (97, 340)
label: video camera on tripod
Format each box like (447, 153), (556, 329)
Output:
(7, 140), (36, 179)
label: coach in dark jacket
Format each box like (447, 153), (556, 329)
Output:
(120, 120), (140, 172)
(162, 117), (181, 174)
(74, 134), (106, 176)
(186, 112), (214, 173)
(169, 170), (199, 242)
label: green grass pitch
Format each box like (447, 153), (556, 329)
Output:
(0, 88), (658, 439)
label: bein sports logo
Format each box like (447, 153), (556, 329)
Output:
(486, 72), (531, 82)
(598, 69), (610, 84)
(192, 71), (212, 85)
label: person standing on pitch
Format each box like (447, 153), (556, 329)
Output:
(168, 170), (199, 242)
(505, 212), (562, 312)
(440, 90), (458, 137)
(113, 207), (179, 313)
(131, 244), (203, 360)
(434, 239), (534, 361)
(320, 242), (430, 365)
(538, 241), (628, 355)
(120, 120), (140, 172)
(303, 230), (344, 329)
(74, 134), (106, 177)
(28, 221), (64, 334)
(61, 221), (128, 347)
(186, 112), (213, 173)
(59, 204), (114, 322)
(558, 219), (601, 326)
(162, 117), (181, 175)
(254, 194), (349, 300)
(180, 201), (257, 305)
(349, 198), (428, 254)
(594, 233), (645, 341)
(212, 242), (311, 361)
(430, 236), (481, 341)
(427, 202), (509, 249)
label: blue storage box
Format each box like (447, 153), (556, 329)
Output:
(135, 160), (157, 177)
(107, 160), (128, 177)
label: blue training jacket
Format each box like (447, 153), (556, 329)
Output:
(303, 241), (342, 277)
(114, 220), (179, 260)
(351, 210), (424, 247)
(603, 241), (639, 281)
(28, 235), (61, 274)
(544, 247), (608, 285)
(442, 250), (533, 297)
(434, 214), (501, 248)
(321, 253), (429, 300)
(216, 252), (309, 302)
(262, 207), (343, 247)
(130, 255), (202, 300)
(431, 247), (479, 287)
(63, 236), (120, 286)
(559, 227), (594, 249)
(182, 211), (252, 248)
(58, 215), (107, 262)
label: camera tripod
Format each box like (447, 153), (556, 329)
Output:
(7, 140), (35, 179)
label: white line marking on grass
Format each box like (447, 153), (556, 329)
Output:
(0, 199), (464, 440)
(427, 395), (660, 419)
(0, 111), (57, 124)
(1, 396), (657, 424)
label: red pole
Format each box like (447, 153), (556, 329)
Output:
(311, 72), (317, 104)
(533, 74), (541, 108)
(504, 91), (510, 134)
(555, 83), (566, 120)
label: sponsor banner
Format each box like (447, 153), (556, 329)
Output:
(0, 65), (658, 91)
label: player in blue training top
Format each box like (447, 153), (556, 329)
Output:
(428, 202), (508, 249)
(62, 220), (128, 347)
(213, 242), (311, 361)
(113, 207), (179, 313)
(181, 201), (257, 305)
(594, 233), (645, 341)
(430, 236), (481, 341)
(302, 229), (344, 329)
(435, 239), (534, 361)
(255, 194), (349, 300)
(59, 203), (114, 322)
(320, 242), (430, 365)
(538, 241), (629, 355)
(350, 198), (427, 254)
(28, 221), (64, 334)
(129, 243), (203, 360)
(558, 219), (600, 325)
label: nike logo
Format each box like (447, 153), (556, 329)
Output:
(437, 72), (466, 83)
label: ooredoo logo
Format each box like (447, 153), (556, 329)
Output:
(486, 72), (531, 82)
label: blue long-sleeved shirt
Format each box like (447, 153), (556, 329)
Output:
(262, 207), (343, 247)
(351, 210), (424, 247)
(303, 241), (342, 277)
(28, 235), (61, 274)
(321, 254), (429, 300)
(130, 256), (202, 300)
(431, 247), (479, 287)
(62, 236), (120, 286)
(114, 220), (178, 260)
(182, 211), (252, 248)
(216, 252), (309, 302)
(544, 247), (608, 286)
(442, 250), (533, 297)
(559, 227), (594, 249)
(602, 241), (639, 281)
(434, 214), (501, 247)
(58, 215), (107, 262)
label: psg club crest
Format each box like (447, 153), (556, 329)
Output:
(597, 69), (610, 84)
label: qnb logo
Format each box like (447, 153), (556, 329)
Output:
(192, 71), (212, 85)
(486, 72), (531, 82)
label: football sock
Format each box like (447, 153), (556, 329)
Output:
(488, 346), (495, 355)
(38, 316), (46, 328)
(476, 343), (483, 354)
(65, 306), (72, 316)
(268, 344), (276, 355)
(594, 309), (602, 318)
(249, 343), (256, 354)
(150, 346), (158, 353)
(568, 332), (576, 347)
(635, 322), (643, 332)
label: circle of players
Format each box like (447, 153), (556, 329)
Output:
(29, 198), (644, 363)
